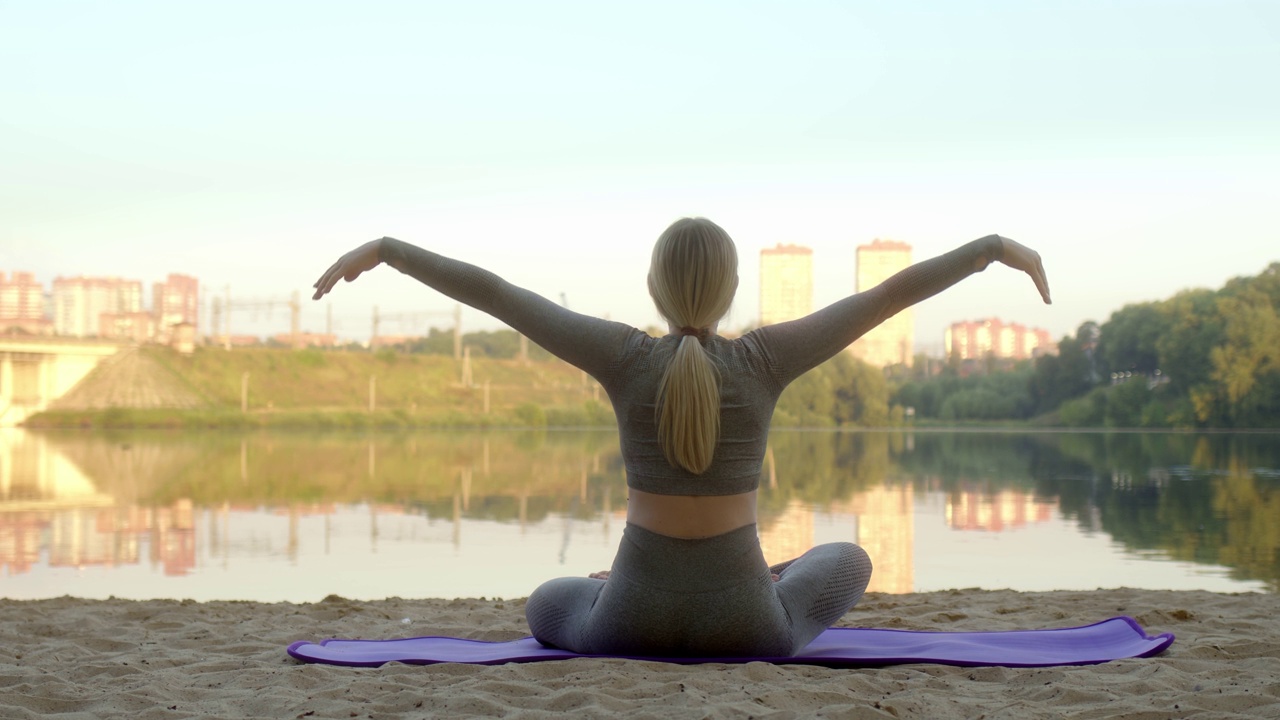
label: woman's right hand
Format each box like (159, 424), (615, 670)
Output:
(997, 236), (1052, 304)
(312, 238), (385, 300)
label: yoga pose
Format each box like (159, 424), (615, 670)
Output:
(313, 218), (1050, 657)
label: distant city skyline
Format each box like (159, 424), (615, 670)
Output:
(1, 258), (1064, 359)
(3, 2), (1277, 352)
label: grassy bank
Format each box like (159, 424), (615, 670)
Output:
(26, 346), (615, 429)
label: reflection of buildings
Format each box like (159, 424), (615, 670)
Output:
(760, 484), (915, 595)
(945, 490), (1053, 532)
(759, 500), (814, 567)
(839, 485), (913, 594)
(0, 430), (195, 576)
(850, 240), (913, 367)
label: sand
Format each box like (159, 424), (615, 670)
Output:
(2, 588), (1277, 719)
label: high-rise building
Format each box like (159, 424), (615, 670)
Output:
(52, 276), (143, 337)
(0, 271), (49, 334)
(759, 244), (813, 326)
(944, 318), (1055, 361)
(153, 273), (199, 341)
(851, 239), (913, 367)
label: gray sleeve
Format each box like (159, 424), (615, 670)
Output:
(378, 237), (636, 378)
(749, 235), (1004, 385)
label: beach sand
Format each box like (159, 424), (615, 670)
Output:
(2, 589), (1277, 719)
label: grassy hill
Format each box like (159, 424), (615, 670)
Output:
(27, 346), (613, 430)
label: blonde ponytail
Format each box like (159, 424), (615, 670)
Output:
(648, 218), (738, 475)
(656, 335), (721, 473)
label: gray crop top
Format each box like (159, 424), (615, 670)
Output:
(380, 235), (1003, 496)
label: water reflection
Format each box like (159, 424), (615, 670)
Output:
(1, 428), (1276, 601)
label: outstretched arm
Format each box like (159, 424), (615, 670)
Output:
(753, 235), (1051, 384)
(313, 237), (634, 375)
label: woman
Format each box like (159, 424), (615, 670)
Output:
(313, 218), (1050, 657)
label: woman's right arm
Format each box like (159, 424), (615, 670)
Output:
(313, 237), (635, 374)
(751, 235), (1050, 384)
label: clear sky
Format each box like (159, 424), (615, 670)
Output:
(3, 0), (1277, 352)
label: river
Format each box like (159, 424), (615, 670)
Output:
(2, 428), (1275, 601)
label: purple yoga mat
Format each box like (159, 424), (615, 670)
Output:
(288, 616), (1173, 668)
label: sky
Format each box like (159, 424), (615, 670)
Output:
(3, 0), (1278, 353)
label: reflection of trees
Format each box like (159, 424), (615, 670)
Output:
(891, 432), (1054, 494)
(758, 431), (892, 516)
(1214, 472), (1280, 591)
(40, 430), (629, 525)
(1031, 433), (1279, 591)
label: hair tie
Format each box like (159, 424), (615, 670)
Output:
(677, 326), (708, 341)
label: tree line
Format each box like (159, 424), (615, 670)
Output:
(894, 262), (1280, 428)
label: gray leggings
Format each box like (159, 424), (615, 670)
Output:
(525, 523), (872, 657)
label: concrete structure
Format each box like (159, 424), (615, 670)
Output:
(850, 239), (913, 367)
(944, 318), (1055, 361)
(759, 244), (813, 326)
(0, 337), (121, 425)
(0, 272), (49, 335)
(52, 276), (142, 338)
(100, 311), (154, 345)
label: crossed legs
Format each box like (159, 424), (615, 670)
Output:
(525, 524), (872, 657)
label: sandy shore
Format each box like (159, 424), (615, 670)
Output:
(3, 589), (1277, 719)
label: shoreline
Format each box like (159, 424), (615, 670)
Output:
(4, 588), (1278, 718)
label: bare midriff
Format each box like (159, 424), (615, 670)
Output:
(626, 488), (758, 539)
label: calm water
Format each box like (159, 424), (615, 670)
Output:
(2, 428), (1276, 602)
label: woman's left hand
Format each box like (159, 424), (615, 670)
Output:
(312, 239), (384, 300)
(996, 236), (1052, 305)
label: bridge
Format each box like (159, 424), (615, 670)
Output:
(0, 337), (123, 426)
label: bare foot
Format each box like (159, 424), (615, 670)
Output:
(589, 570), (610, 580)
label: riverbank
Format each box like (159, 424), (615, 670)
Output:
(3, 588), (1276, 718)
(28, 346), (614, 429)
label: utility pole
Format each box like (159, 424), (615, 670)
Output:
(371, 305), (380, 350)
(289, 290), (300, 350)
(211, 296), (222, 348)
(453, 303), (462, 361)
(223, 285), (231, 350)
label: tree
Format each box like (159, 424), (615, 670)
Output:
(775, 353), (891, 427)
(1097, 302), (1168, 376)
(1029, 326), (1096, 415)
(1210, 288), (1280, 426)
